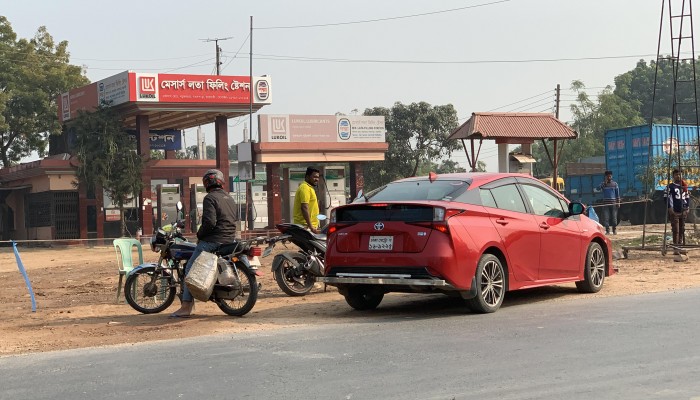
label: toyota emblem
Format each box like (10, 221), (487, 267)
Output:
(374, 222), (385, 231)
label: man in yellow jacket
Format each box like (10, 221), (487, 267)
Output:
(293, 167), (320, 233)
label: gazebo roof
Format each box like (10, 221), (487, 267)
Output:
(449, 112), (577, 142)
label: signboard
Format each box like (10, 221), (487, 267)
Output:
(57, 72), (273, 122)
(259, 115), (386, 143)
(97, 71), (129, 107)
(105, 209), (121, 222)
(126, 129), (182, 150)
(131, 73), (272, 104)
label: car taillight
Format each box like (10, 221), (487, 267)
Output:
(248, 247), (262, 257)
(410, 207), (464, 233)
(327, 222), (355, 234)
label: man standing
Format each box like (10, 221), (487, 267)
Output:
(599, 170), (621, 235)
(666, 169), (689, 250)
(171, 169), (238, 318)
(293, 167), (321, 234)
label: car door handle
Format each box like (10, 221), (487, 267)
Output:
(539, 222), (550, 230)
(495, 218), (509, 226)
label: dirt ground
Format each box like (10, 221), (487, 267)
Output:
(2, 223), (699, 356)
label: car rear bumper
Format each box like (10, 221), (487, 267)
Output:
(318, 274), (455, 288)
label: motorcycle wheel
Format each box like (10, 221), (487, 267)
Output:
(124, 267), (176, 314)
(217, 265), (258, 317)
(274, 254), (316, 297)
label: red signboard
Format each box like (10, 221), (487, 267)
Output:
(130, 72), (257, 104)
(58, 71), (272, 122)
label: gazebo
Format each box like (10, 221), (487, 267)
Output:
(448, 112), (577, 184)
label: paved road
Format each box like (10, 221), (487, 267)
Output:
(3, 289), (700, 400)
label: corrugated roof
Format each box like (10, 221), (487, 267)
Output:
(449, 112), (577, 140)
(510, 153), (536, 163)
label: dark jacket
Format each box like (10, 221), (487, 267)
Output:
(197, 188), (238, 243)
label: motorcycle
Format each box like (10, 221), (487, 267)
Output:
(263, 216), (327, 296)
(124, 218), (266, 317)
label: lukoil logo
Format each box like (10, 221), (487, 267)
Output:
(139, 77), (156, 99)
(271, 117), (286, 133)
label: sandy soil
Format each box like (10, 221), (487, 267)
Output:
(1, 224), (699, 356)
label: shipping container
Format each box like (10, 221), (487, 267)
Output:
(564, 173), (604, 206)
(605, 124), (700, 194)
(565, 162), (606, 177)
(602, 124), (700, 224)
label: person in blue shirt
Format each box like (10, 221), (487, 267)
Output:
(666, 169), (689, 249)
(598, 170), (621, 235)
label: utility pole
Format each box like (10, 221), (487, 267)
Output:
(555, 83), (561, 119)
(200, 37), (233, 75)
(550, 84), (561, 190)
(246, 16), (255, 232)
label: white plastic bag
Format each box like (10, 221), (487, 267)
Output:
(184, 251), (218, 301)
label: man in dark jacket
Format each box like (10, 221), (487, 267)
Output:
(171, 169), (238, 317)
(598, 170), (621, 235)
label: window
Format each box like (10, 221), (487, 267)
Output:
(490, 184), (528, 213)
(366, 180), (470, 202)
(521, 185), (567, 218)
(480, 189), (498, 208)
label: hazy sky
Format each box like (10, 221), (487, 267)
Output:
(2, 0), (674, 170)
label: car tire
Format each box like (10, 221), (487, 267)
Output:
(466, 254), (505, 313)
(344, 286), (384, 310)
(575, 242), (606, 293)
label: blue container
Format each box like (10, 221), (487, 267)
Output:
(565, 173), (603, 205)
(605, 124), (700, 195)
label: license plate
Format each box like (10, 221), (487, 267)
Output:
(368, 236), (393, 250)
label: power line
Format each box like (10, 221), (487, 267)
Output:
(457, 89), (554, 120)
(242, 52), (661, 65)
(506, 97), (554, 112)
(221, 33), (251, 73)
(488, 89), (553, 111)
(255, 0), (512, 30)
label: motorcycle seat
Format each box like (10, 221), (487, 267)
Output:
(216, 242), (240, 256)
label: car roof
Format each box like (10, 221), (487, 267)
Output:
(395, 172), (536, 186)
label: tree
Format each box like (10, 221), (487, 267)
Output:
(72, 105), (143, 237)
(614, 58), (700, 124)
(532, 80), (644, 178)
(416, 159), (468, 176)
(179, 144), (237, 160)
(362, 102), (460, 190)
(0, 17), (89, 167)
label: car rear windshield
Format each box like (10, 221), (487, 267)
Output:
(335, 204), (435, 222)
(364, 180), (470, 202)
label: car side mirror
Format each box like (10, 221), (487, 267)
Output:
(569, 202), (584, 215)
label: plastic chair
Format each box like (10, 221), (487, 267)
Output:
(114, 238), (144, 302)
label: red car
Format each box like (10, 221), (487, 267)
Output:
(319, 172), (614, 313)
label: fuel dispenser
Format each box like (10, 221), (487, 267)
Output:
(156, 183), (182, 229)
(322, 166), (347, 216)
(190, 184), (206, 232)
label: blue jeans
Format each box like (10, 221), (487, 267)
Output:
(181, 240), (220, 302)
(600, 205), (618, 231)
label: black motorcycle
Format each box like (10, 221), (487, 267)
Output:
(124, 219), (266, 316)
(263, 222), (326, 296)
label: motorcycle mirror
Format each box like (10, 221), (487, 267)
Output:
(176, 201), (183, 211)
(317, 214), (327, 221)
